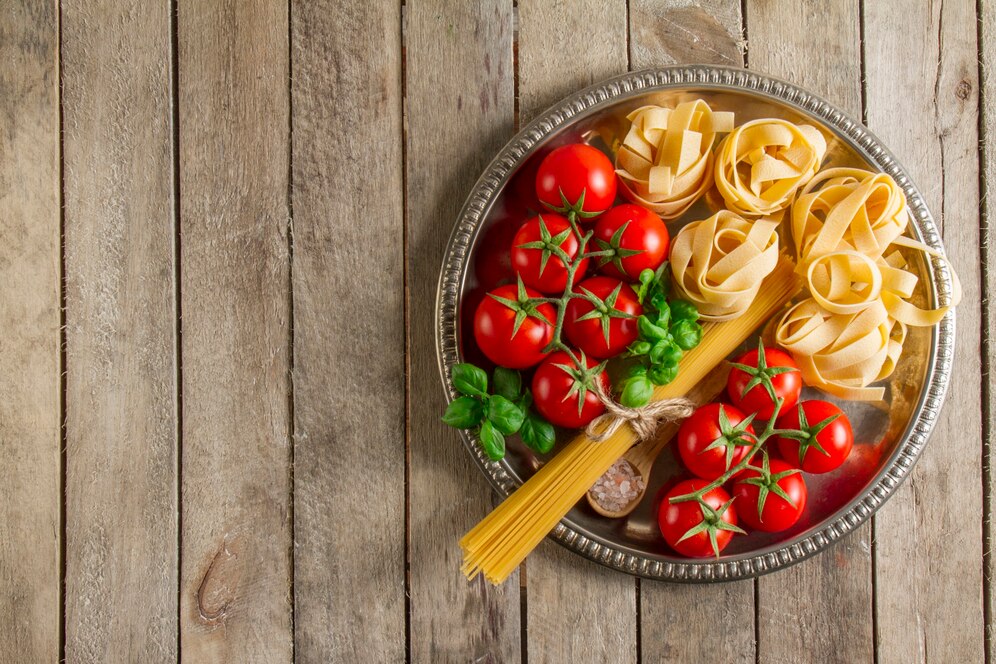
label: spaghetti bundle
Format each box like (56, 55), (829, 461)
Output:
(669, 210), (781, 321)
(714, 118), (827, 218)
(460, 256), (802, 584)
(615, 101), (734, 219)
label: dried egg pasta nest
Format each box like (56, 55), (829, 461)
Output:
(670, 210), (780, 321)
(615, 101), (734, 220)
(714, 118), (827, 219)
(776, 168), (960, 401)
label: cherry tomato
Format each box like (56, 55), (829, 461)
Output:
(592, 204), (670, 280)
(676, 403), (756, 481)
(510, 213), (589, 294)
(775, 400), (854, 474)
(732, 457), (807, 532)
(535, 144), (617, 220)
(473, 283), (556, 369)
(659, 479), (741, 557)
(563, 276), (642, 359)
(531, 350), (609, 428)
(727, 345), (802, 420)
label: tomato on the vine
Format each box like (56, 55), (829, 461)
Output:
(732, 456), (807, 532)
(659, 479), (742, 557)
(510, 213), (589, 294)
(727, 345), (802, 420)
(592, 204), (670, 280)
(535, 144), (617, 220)
(676, 403), (756, 481)
(775, 400), (853, 474)
(563, 276), (642, 359)
(473, 282), (556, 369)
(531, 350), (609, 428)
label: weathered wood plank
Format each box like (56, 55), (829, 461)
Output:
(515, 2), (637, 661)
(290, 0), (406, 660)
(864, 0), (984, 662)
(0, 1), (61, 660)
(61, 1), (177, 661)
(982, 1), (996, 659)
(177, 1), (293, 660)
(628, 5), (754, 662)
(629, 0), (743, 69)
(405, 1), (520, 661)
(745, 3), (875, 662)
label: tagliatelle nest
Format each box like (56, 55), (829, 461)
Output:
(669, 210), (780, 322)
(714, 118), (827, 219)
(614, 101), (734, 220)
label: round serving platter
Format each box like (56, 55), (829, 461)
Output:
(435, 66), (956, 582)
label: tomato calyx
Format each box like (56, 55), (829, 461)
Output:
(738, 451), (802, 521)
(488, 275), (555, 336)
(514, 214), (574, 276)
(730, 338), (801, 405)
(700, 404), (757, 471)
(592, 220), (645, 274)
(543, 187), (604, 221)
(774, 402), (839, 467)
(675, 497), (746, 558)
(573, 282), (638, 346)
(550, 350), (608, 417)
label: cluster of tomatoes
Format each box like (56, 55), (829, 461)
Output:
(658, 345), (855, 557)
(472, 144), (672, 428)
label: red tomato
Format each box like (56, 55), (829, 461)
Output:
(659, 479), (741, 557)
(592, 204), (670, 280)
(473, 284), (556, 369)
(732, 457), (807, 532)
(510, 213), (589, 294)
(531, 350), (609, 428)
(676, 403), (756, 481)
(775, 400), (854, 473)
(563, 276), (642, 359)
(535, 144), (617, 220)
(727, 345), (802, 420)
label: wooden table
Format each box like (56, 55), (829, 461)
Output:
(2, 1), (991, 661)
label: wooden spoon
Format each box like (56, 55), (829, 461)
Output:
(586, 364), (731, 518)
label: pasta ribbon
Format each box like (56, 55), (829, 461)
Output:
(615, 101), (734, 219)
(714, 119), (827, 218)
(777, 168), (960, 400)
(670, 210), (780, 321)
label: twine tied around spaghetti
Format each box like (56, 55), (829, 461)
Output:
(585, 382), (696, 442)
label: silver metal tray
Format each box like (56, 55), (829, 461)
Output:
(435, 66), (956, 582)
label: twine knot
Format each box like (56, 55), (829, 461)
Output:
(585, 382), (696, 442)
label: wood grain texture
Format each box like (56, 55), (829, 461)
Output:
(290, 0), (406, 660)
(61, 1), (178, 661)
(405, 1), (520, 661)
(0, 1), (61, 660)
(864, 0), (984, 662)
(516, 2), (636, 662)
(628, 6), (754, 661)
(177, 1), (293, 661)
(629, 0), (744, 69)
(746, 2), (875, 662)
(982, 1), (996, 659)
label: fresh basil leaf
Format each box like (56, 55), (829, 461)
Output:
(620, 375), (654, 407)
(672, 319), (703, 351)
(478, 420), (506, 460)
(487, 394), (525, 435)
(452, 363), (488, 397)
(650, 292), (669, 318)
(649, 340), (680, 365)
(627, 340), (652, 356)
(637, 315), (668, 342)
(670, 299), (699, 323)
(517, 388), (533, 410)
(493, 366), (522, 400)
(648, 362), (679, 386)
(627, 363), (649, 378)
(520, 413), (556, 454)
(441, 396), (485, 429)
